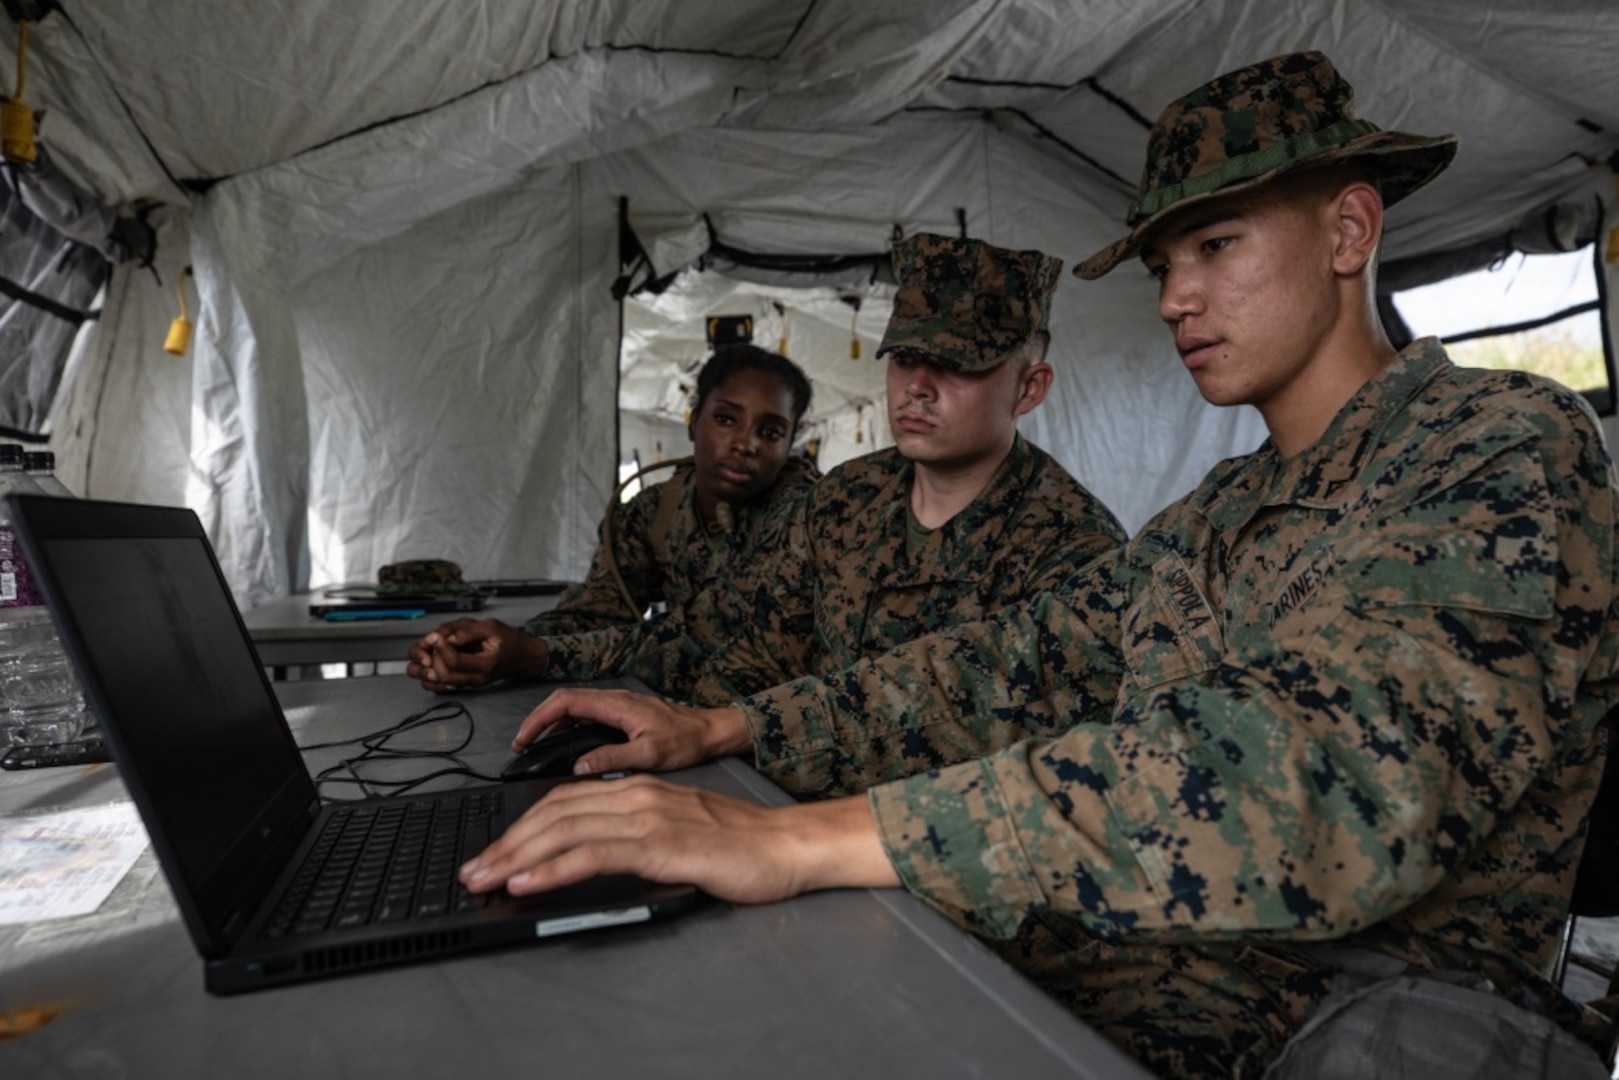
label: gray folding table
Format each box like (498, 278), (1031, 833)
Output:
(239, 593), (560, 675)
(0, 675), (1153, 1079)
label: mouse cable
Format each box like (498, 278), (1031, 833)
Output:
(297, 701), (502, 799)
(295, 700), (472, 753)
(314, 763), (506, 800)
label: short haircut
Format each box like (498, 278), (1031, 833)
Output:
(1020, 330), (1051, 367)
(694, 344), (814, 427)
(1278, 157), (1385, 207)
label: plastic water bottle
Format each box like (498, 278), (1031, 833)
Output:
(0, 444), (88, 747)
(20, 448), (98, 741)
(24, 450), (75, 498)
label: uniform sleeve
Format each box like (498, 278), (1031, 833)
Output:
(1022, 475), (1128, 599)
(523, 483), (665, 639)
(738, 552), (1134, 797)
(540, 623), (641, 682)
(536, 613), (710, 690)
(871, 392), (1619, 942)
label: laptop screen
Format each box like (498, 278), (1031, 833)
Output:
(12, 497), (318, 945)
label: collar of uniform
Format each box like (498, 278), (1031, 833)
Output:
(734, 455), (817, 536)
(872, 432), (1038, 588)
(1197, 338), (1452, 534)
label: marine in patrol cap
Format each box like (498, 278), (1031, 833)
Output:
(877, 232), (1063, 373)
(1074, 51), (1458, 279)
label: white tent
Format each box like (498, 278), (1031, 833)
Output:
(8, 1), (1617, 605)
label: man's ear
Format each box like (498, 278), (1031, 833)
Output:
(1013, 362), (1054, 416)
(1331, 182), (1384, 277)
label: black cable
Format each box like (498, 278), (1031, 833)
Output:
(296, 701), (505, 800)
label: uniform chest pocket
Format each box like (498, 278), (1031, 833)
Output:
(1123, 553), (1226, 693)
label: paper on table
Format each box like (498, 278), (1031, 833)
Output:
(0, 802), (150, 925)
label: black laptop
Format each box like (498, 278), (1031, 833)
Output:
(5, 494), (697, 994)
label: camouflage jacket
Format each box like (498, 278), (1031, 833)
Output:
(775, 341), (1619, 1072)
(528, 456), (817, 698)
(717, 433), (1127, 794)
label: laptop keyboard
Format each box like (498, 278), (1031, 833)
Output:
(264, 791), (506, 939)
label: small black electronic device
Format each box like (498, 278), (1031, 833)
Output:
(501, 725), (629, 781)
(308, 593), (484, 617)
(467, 579), (573, 597)
(1, 736), (112, 770)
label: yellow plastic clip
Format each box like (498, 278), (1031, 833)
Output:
(165, 269), (194, 356)
(2, 22), (36, 166)
(1607, 175), (1619, 265)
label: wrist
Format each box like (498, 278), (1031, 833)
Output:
(782, 796), (900, 893)
(701, 705), (753, 758)
(511, 635), (551, 680)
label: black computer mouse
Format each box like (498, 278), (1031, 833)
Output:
(499, 724), (629, 781)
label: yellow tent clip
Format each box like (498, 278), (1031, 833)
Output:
(165, 269), (194, 356)
(1607, 174), (1619, 265)
(2, 21), (37, 166)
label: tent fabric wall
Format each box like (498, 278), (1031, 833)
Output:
(178, 48), (758, 605)
(296, 165), (619, 594)
(51, 212), (193, 505)
(8, 1), (1616, 606)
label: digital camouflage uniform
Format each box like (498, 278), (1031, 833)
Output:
(852, 345), (1619, 1077)
(527, 455), (817, 699)
(694, 232), (1128, 795)
(801, 53), (1615, 1078)
(711, 433), (1125, 793)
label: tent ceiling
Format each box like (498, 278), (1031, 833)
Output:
(12, 1), (1617, 264)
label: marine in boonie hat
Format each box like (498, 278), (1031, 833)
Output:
(1074, 51), (1458, 280)
(878, 232), (1063, 372)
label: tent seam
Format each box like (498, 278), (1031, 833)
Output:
(904, 105), (1135, 193)
(55, 7), (187, 200)
(175, 43), (777, 193)
(946, 75), (1153, 129)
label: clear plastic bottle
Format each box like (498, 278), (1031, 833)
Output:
(0, 444), (88, 747)
(24, 450), (75, 498)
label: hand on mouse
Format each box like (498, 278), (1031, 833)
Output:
(514, 688), (750, 775)
(460, 774), (899, 903)
(407, 617), (549, 692)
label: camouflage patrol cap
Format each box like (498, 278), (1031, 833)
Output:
(877, 232), (1063, 372)
(1074, 51), (1458, 279)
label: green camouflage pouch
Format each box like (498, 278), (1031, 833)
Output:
(377, 558), (472, 595)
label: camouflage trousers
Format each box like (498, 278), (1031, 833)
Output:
(991, 917), (1351, 1079)
(993, 916), (1610, 1079)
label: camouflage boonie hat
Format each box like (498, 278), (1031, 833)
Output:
(1074, 51), (1458, 279)
(877, 233), (1063, 372)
